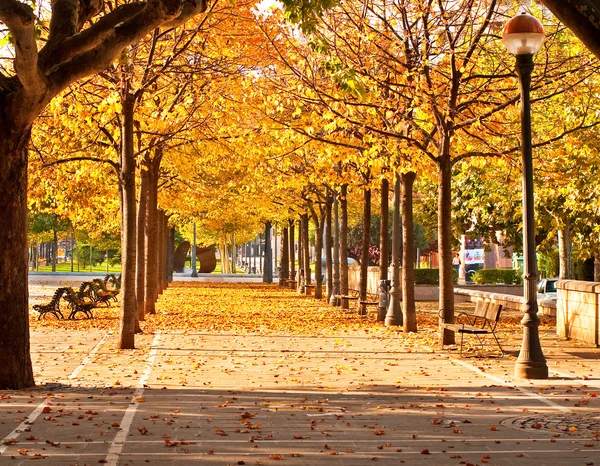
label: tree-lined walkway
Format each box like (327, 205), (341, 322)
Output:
(2, 283), (600, 464)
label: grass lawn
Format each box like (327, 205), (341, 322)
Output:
(33, 262), (121, 273)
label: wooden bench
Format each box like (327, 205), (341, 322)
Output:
(92, 278), (119, 305)
(63, 287), (96, 320)
(33, 287), (67, 320)
(440, 301), (504, 357)
(359, 292), (379, 316)
(335, 289), (360, 309)
(335, 289), (379, 316)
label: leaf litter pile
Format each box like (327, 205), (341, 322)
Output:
(29, 282), (559, 354)
(18, 283), (600, 465)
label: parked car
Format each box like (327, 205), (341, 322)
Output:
(537, 278), (558, 300)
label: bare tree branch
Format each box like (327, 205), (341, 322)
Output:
(47, 0), (205, 94)
(39, 3), (145, 71)
(0, 0), (45, 94)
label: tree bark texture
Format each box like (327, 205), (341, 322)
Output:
(52, 228), (58, 272)
(310, 205), (325, 299)
(144, 153), (160, 315)
(279, 227), (289, 286)
(558, 220), (572, 280)
(159, 210), (168, 293)
(325, 193), (333, 302)
(541, 1), (600, 61)
(302, 213), (311, 286)
(296, 219), (303, 292)
(339, 184), (349, 309)
(402, 172), (417, 332)
(359, 187), (371, 316)
(263, 221), (273, 283)
(331, 195), (341, 306)
(289, 221), (296, 282)
(118, 91), (137, 349)
(438, 152), (455, 345)
(0, 130), (35, 388)
(167, 227), (175, 283)
(136, 161), (149, 321)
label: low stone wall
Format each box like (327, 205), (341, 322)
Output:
(556, 280), (600, 346)
(348, 265), (524, 302)
(454, 287), (526, 311)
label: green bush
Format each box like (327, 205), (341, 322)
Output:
(471, 268), (522, 285)
(414, 268), (458, 285)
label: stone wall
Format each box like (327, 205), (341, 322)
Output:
(556, 280), (600, 346)
(347, 265), (524, 302)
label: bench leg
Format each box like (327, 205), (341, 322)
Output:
(491, 332), (504, 357)
(358, 303), (367, 317)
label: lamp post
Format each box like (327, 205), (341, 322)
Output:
(385, 174), (402, 327)
(502, 13), (548, 379)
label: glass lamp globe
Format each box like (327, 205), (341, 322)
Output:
(502, 13), (545, 55)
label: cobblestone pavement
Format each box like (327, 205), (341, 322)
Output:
(2, 279), (600, 465)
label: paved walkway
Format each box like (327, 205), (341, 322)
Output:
(4, 281), (600, 465)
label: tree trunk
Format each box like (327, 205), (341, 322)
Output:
(386, 174), (402, 326)
(302, 213), (311, 286)
(359, 186), (371, 316)
(310, 206), (325, 299)
(232, 233), (237, 274)
(136, 160), (149, 321)
(325, 192), (333, 302)
(263, 222), (273, 283)
(438, 153), (455, 345)
(70, 233), (75, 272)
(330, 194), (341, 306)
(279, 227), (289, 286)
(339, 184), (350, 309)
(159, 210), (168, 294)
(219, 239), (227, 274)
(52, 227), (58, 272)
(0, 128), (35, 388)
(34, 243), (39, 272)
(144, 154), (160, 315)
(167, 227), (175, 283)
(289, 220), (296, 282)
(558, 219), (572, 280)
(378, 178), (389, 321)
(296, 219), (303, 292)
(402, 172), (417, 332)
(118, 91), (137, 349)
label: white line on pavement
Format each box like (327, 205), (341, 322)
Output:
(68, 332), (112, 380)
(550, 368), (600, 390)
(0, 332), (110, 455)
(452, 358), (571, 413)
(104, 331), (161, 466)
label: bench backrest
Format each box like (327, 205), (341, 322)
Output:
(473, 301), (502, 329)
(64, 287), (82, 304)
(51, 287), (66, 304)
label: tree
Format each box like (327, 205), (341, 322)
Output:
(0, 1), (209, 389)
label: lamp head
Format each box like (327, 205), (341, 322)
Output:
(502, 12), (545, 55)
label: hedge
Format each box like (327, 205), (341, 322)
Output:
(414, 268), (458, 285)
(471, 268), (522, 285)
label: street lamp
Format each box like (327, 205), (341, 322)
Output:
(502, 13), (548, 379)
